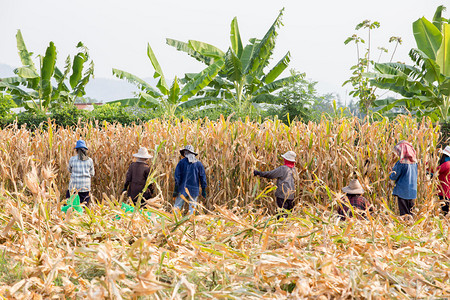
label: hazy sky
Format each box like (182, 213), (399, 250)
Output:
(0, 0), (445, 102)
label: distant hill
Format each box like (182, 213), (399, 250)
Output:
(0, 63), (14, 77)
(1, 63), (161, 102)
(84, 77), (140, 102)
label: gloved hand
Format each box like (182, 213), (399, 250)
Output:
(253, 170), (260, 176)
(201, 189), (207, 198)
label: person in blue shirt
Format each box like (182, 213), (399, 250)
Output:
(389, 141), (418, 216)
(173, 145), (207, 215)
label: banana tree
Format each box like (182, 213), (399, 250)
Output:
(110, 43), (224, 116)
(367, 6), (450, 121)
(0, 30), (94, 112)
(166, 8), (299, 116)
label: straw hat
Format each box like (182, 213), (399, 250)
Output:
(133, 147), (152, 159)
(440, 145), (450, 157)
(342, 179), (364, 194)
(180, 145), (198, 156)
(281, 151), (296, 162)
(75, 140), (88, 150)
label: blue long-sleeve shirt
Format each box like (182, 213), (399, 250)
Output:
(174, 158), (207, 198)
(389, 161), (418, 199)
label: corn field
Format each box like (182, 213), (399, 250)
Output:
(0, 115), (448, 298)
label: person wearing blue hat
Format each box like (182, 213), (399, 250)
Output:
(67, 139), (95, 205)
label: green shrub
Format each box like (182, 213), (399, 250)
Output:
(0, 93), (16, 118)
(15, 111), (49, 129)
(50, 103), (88, 127)
(88, 104), (139, 125)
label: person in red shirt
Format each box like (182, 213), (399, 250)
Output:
(437, 146), (450, 215)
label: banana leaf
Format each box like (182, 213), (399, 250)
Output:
(147, 43), (169, 95)
(179, 59), (224, 102)
(230, 17), (243, 58)
(436, 23), (450, 76)
(262, 51), (290, 84)
(166, 38), (214, 65)
(112, 68), (162, 98)
(188, 40), (224, 59)
(244, 9), (284, 76)
(253, 75), (298, 95)
(413, 17), (442, 60)
(224, 49), (242, 82)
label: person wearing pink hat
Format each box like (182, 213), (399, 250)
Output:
(389, 141), (418, 216)
(436, 145), (450, 215)
(253, 150), (298, 214)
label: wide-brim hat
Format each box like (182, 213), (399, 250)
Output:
(440, 145), (450, 157)
(133, 147), (152, 159)
(342, 179), (364, 194)
(180, 145), (198, 156)
(75, 140), (88, 150)
(281, 150), (296, 162)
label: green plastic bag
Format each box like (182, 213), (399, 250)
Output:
(61, 194), (83, 214)
(115, 203), (160, 221)
(120, 202), (135, 213)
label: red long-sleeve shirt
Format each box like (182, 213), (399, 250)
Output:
(438, 161), (450, 198)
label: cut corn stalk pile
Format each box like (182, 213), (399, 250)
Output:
(0, 115), (448, 298)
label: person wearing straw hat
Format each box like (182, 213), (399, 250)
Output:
(173, 145), (207, 215)
(67, 139), (95, 205)
(253, 151), (298, 213)
(123, 147), (155, 206)
(389, 140), (418, 216)
(338, 179), (372, 219)
(436, 145), (450, 215)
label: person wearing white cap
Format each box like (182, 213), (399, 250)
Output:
(436, 145), (450, 215)
(337, 179), (372, 219)
(122, 147), (154, 206)
(253, 150), (298, 213)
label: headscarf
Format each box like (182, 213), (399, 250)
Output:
(184, 152), (198, 163)
(284, 159), (295, 168)
(394, 141), (417, 164)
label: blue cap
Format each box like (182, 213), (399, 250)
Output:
(75, 140), (88, 150)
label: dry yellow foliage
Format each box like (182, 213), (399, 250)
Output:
(0, 115), (447, 298)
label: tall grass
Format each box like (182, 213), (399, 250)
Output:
(0, 115), (448, 298)
(0, 115), (441, 212)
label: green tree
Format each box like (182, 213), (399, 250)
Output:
(110, 44), (224, 117)
(344, 20), (402, 114)
(0, 92), (16, 117)
(368, 6), (450, 121)
(166, 8), (298, 117)
(264, 70), (321, 123)
(0, 30), (94, 113)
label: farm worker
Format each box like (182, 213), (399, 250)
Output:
(337, 179), (372, 219)
(435, 145), (450, 215)
(253, 151), (298, 212)
(173, 145), (207, 215)
(389, 141), (418, 216)
(122, 147), (155, 206)
(67, 140), (95, 205)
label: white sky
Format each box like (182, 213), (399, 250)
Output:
(0, 0), (445, 102)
